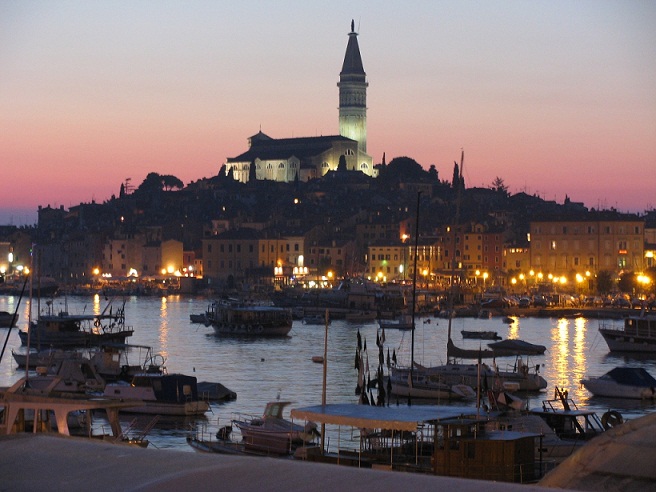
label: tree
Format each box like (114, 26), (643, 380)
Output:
(617, 271), (636, 294)
(161, 175), (184, 191)
(428, 165), (439, 182)
(491, 177), (508, 195)
(337, 155), (347, 171)
(596, 270), (615, 295)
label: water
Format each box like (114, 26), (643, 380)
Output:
(2, 294), (656, 452)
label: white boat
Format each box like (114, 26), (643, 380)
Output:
(103, 373), (210, 415)
(599, 314), (656, 353)
(379, 314), (413, 330)
(232, 401), (319, 455)
(208, 301), (292, 336)
(581, 367), (656, 400)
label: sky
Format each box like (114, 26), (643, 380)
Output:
(1, 1), (655, 225)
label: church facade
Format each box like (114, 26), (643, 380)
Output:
(225, 21), (375, 183)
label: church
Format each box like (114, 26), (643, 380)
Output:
(224, 21), (375, 183)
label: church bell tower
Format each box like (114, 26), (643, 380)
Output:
(338, 20), (368, 153)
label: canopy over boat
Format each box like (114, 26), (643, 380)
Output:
(447, 338), (546, 359)
(290, 403), (484, 432)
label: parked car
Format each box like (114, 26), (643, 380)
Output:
(532, 296), (548, 308)
(518, 297), (531, 308)
(480, 298), (509, 309)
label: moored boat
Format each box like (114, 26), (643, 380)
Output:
(208, 301), (293, 336)
(581, 367), (656, 400)
(379, 314), (413, 330)
(18, 302), (134, 348)
(232, 401), (319, 455)
(461, 330), (501, 340)
(599, 314), (656, 353)
(103, 373), (210, 415)
(0, 310), (18, 328)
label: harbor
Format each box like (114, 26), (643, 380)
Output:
(1, 294), (655, 456)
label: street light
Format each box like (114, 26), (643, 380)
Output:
(482, 272), (489, 289)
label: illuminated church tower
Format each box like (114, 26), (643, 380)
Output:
(338, 20), (368, 153)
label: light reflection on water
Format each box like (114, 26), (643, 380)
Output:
(1, 295), (656, 451)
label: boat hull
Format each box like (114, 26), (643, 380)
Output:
(212, 322), (292, 336)
(18, 328), (133, 348)
(581, 379), (656, 399)
(599, 328), (656, 353)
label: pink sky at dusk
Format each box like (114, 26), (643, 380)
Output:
(1, 1), (655, 225)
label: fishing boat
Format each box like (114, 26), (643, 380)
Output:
(581, 367), (656, 400)
(103, 372), (210, 416)
(208, 300), (293, 336)
(598, 313), (656, 353)
(232, 401), (319, 455)
(18, 301), (134, 348)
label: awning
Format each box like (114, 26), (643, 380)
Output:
(290, 403), (482, 432)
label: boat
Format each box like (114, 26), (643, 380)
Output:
(599, 313), (656, 353)
(581, 367), (656, 400)
(232, 401), (319, 455)
(486, 339), (546, 356)
(302, 313), (330, 325)
(379, 314), (413, 330)
(208, 300), (293, 336)
(11, 347), (70, 369)
(0, 310), (18, 328)
(23, 356), (106, 395)
(291, 403), (544, 482)
(103, 372), (210, 415)
(461, 330), (501, 340)
(18, 301), (134, 348)
(530, 387), (618, 437)
(189, 312), (210, 325)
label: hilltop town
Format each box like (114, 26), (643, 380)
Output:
(1, 21), (654, 301)
(0, 160), (654, 303)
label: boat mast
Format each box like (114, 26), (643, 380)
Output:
(409, 191), (421, 405)
(447, 150), (464, 361)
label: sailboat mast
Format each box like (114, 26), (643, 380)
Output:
(409, 191), (421, 402)
(447, 150), (464, 355)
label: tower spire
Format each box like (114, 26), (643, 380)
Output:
(338, 20), (368, 152)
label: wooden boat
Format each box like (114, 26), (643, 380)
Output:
(103, 373), (210, 416)
(461, 330), (501, 340)
(599, 314), (656, 353)
(232, 401), (319, 455)
(291, 403), (544, 482)
(208, 301), (293, 336)
(18, 302), (134, 348)
(581, 367), (656, 400)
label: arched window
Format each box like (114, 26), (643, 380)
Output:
(266, 163), (273, 170)
(360, 162), (368, 169)
(322, 162), (329, 168)
(278, 163), (285, 169)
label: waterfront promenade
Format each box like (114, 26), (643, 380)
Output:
(0, 433), (551, 492)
